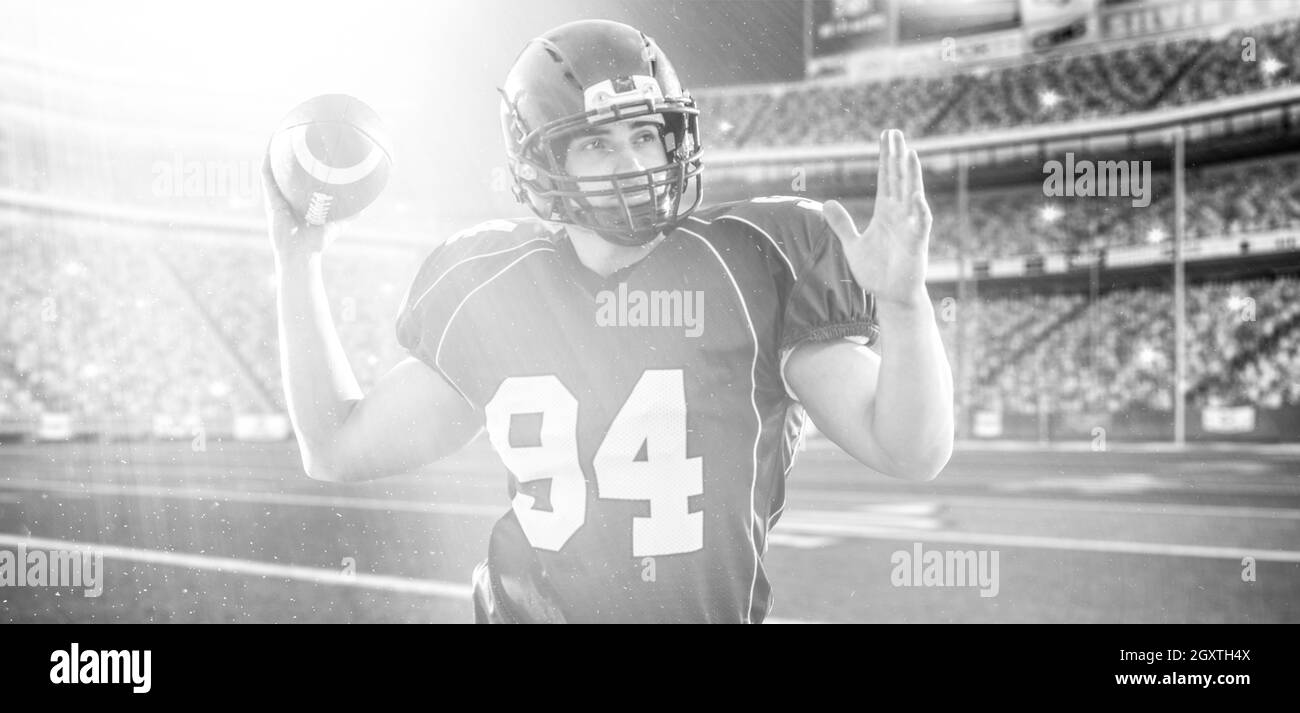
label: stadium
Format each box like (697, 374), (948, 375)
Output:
(1, 0), (1298, 623)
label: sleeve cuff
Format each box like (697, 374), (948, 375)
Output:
(779, 320), (878, 353)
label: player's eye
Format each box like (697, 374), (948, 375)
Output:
(633, 130), (659, 145)
(579, 137), (608, 152)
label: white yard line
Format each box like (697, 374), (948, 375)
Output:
(6, 478), (1299, 561)
(0, 532), (471, 599)
(0, 477), (503, 517)
(0, 532), (817, 623)
(789, 489), (1300, 520)
(12, 477), (1300, 521)
(776, 517), (1300, 562)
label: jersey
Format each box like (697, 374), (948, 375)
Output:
(396, 196), (879, 623)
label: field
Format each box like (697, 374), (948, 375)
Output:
(1, 437), (1297, 623)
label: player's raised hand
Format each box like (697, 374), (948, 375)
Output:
(261, 152), (346, 259)
(823, 129), (933, 307)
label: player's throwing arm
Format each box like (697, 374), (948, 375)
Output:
(262, 99), (479, 483)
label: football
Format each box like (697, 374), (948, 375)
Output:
(267, 93), (393, 226)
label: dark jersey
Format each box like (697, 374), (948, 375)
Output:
(396, 196), (878, 623)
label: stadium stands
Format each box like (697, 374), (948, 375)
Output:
(153, 237), (416, 410)
(941, 277), (1300, 414)
(836, 152), (1300, 259)
(0, 222), (261, 422)
(698, 18), (1300, 149)
(4, 15), (1300, 438)
(4, 215), (1296, 424)
(0, 222), (418, 425)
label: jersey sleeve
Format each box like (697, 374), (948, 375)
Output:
(394, 220), (524, 398)
(717, 196), (879, 351)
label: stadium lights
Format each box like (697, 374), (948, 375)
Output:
(1262, 58), (1286, 76)
(1147, 227), (1167, 243)
(1040, 205), (1062, 223)
(719, 120), (734, 134)
(1039, 90), (1061, 109)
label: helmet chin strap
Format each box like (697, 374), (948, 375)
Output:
(567, 189), (674, 246)
(559, 218), (663, 253)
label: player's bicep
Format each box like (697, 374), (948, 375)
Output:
(784, 338), (896, 477)
(322, 357), (481, 482)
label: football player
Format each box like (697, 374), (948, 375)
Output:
(264, 19), (953, 623)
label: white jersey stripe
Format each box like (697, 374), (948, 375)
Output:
(678, 225), (764, 624)
(710, 214), (796, 278)
(433, 247), (554, 401)
(408, 237), (551, 314)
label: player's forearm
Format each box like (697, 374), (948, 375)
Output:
(871, 293), (954, 480)
(274, 249), (364, 477)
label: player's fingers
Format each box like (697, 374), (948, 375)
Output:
(887, 130), (905, 201)
(822, 200), (860, 242)
(876, 131), (895, 202)
(905, 148), (925, 202)
(911, 190), (933, 239)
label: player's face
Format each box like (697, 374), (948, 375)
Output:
(562, 118), (669, 208)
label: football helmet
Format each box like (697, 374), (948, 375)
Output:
(499, 20), (704, 246)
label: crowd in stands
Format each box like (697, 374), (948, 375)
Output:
(0, 222), (262, 422)
(695, 20), (1300, 261)
(944, 276), (1300, 415)
(1233, 328), (1300, 409)
(5, 18), (1300, 432)
(153, 237), (417, 411)
(698, 18), (1300, 149)
(3, 219), (1297, 428)
(833, 152), (1300, 260)
(0, 222), (419, 425)
(1199, 277), (1300, 408)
